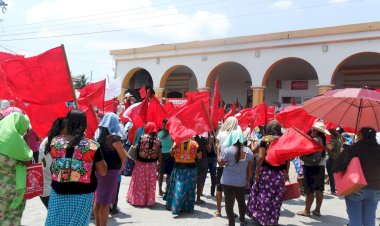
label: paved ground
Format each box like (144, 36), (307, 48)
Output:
(21, 170), (380, 226)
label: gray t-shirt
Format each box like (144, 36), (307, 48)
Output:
(220, 146), (253, 187)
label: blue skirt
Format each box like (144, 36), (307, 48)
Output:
(165, 166), (197, 215)
(45, 190), (94, 226)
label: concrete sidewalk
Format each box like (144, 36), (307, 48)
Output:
(21, 174), (379, 226)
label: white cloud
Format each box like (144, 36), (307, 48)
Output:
(329, 0), (349, 3)
(25, 0), (230, 43)
(270, 0), (293, 10)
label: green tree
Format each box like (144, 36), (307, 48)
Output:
(73, 74), (88, 89)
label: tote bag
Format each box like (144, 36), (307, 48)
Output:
(334, 157), (368, 197)
(282, 182), (301, 201)
(24, 162), (44, 200)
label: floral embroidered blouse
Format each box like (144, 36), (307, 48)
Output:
(137, 134), (161, 162)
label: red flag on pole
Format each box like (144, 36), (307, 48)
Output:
(139, 85), (146, 99)
(167, 100), (212, 144)
(224, 102), (237, 120)
(124, 90), (150, 128)
(210, 79), (220, 129)
(103, 98), (119, 113)
(0, 52), (24, 100)
(1, 46), (74, 105)
(77, 79), (106, 111)
(265, 126), (325, 166)
(275, 106), (316, 133)
(147, 96), (167, 129)
(163, 101), (175, 117)
(79, 104), (99, 139)
(186, 91), (210, 113)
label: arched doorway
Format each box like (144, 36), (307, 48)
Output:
(122, 68), (153, 100)
(332, 52), (380, 89)
(161, 65), (197, 98)
(207, 62), (252, 107)
(263, 57), (318, 108)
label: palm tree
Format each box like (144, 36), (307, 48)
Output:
(73, 74), (88, 89)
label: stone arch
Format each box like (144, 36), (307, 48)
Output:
(331, 52), (380, 88)
(121, 67), (153, 100)
(207, 61), (252, 107)
(160, 65), (197, 97)
(262, 57), (319, 86)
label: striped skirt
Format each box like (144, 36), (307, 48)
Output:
(165, 166), (197, 215)
(45, 190), (93, 226)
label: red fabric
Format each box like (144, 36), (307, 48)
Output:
(167, 100), (212, 144)
(218, 108), (225, 121)
(0, 52), (24, 100)
(267, 106), (275, 122)
(224, 103), (237, 120)
(147, 96), (167, 129)
(144, 122), (157, 134)
(186, 91), (210, 113)
(276, 106), (316, 133)
(79, 105), (99, 139)
(291, 97), (296, 106)
(103, 98), (118, 113)
(127, 126), (138, 144)
(77, 80), (106, 111)
(1, 46), (74, 105)
(21, 102), (70, 138)
(210, 79), (220, 130)
(163, 102), (175, 117)
(119, 111), (129, 124)
(24, 163), (43, 200)
(236, 108), (254, 131)
(265, 127), (325, 166)
(139, 86), (146, 99)
(250, 102), (268, 128)
(283, 183), (301, 201)
(125, 90), (150, 129)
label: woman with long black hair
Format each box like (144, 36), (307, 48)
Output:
(218, 130), (253, 226)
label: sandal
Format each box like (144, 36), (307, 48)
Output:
(195, 200), (206, 205)
(297, 210), (311, 217)
(214, 210), (222, 217)
(312, 210), (321, 217)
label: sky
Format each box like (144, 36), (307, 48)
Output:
(0, 0), (378, 84)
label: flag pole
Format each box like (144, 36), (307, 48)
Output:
(61, 44), (78, 109)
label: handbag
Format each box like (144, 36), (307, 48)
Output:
(24, 162), (44, 200)
(128, 144), (139, 161)
(300, 151), (324, 166)
(282, 182), (301, 201)
(334, 157), (367, 196)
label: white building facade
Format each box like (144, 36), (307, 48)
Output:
(111, 21), (380, 107)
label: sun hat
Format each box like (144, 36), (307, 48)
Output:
(223, 129), (246, 147)
(312, 121), (331, 135)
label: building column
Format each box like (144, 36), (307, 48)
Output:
(317, 84), (334, 95)
(251, 86), (265, 106)
(198, 87), (211, 92)
(154, 87), (165, 98)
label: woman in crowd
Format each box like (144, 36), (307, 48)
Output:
(94, 113), (127, 226)
(158, 119), (174, 196)
(325, 129), (342, 195)
(165, 138), (201, 215)
(218, 130), (253, 226)
(334, 127), (380, 226)
(38, 117), (65, 208)
(298, 121), (329, 217)
(215, 116), (240, 217)
(127, 122), (162, 206)
(247, 120), (290, 226)
(46, 109), (107, 226)
(0, 112), (33, 225)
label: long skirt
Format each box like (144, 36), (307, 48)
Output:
(127, 160), (157, 206)
(246, 166), (286, 226)
(95, 169), (119, 205)
(165, 166), (197, 215)
(45, 190), (93, 226)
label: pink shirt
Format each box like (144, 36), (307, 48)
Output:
(25, 129), (40, 152)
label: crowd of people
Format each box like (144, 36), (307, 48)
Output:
(0, 89), (379, 226)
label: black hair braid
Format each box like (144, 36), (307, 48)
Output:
(45, 117), (65, 154)
(234, 142), (242, 163)
(68, 126), (86, 148)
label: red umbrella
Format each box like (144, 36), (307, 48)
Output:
(303, 88), (380, 132)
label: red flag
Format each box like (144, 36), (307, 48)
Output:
(250, 102), (268, 128)
(267, 106), (275, 122)
(0, 52), (24, 100)
(124, 90), (150, 128)
(210, 79), (220, 129)
(139, 86), (146, 99)
(1, 46), (74, 105)
(163, 101), (175, 117)
(167, 100), (212, 144)
(236, 108), (254, 131)
(147, 96), (167, 129)
(20, 102), (70, 138)
(276, 106), (316, 133)
(291, 97), (296, 106)
(218, 108), (225, 121)
(186, 91), (210, 113)
(78, 80), (106, 111)
(224, 102), (237, 120)
(265, 127), (325, 166)
(79, 105), (99, 139)
(103, 98), (118, 113)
